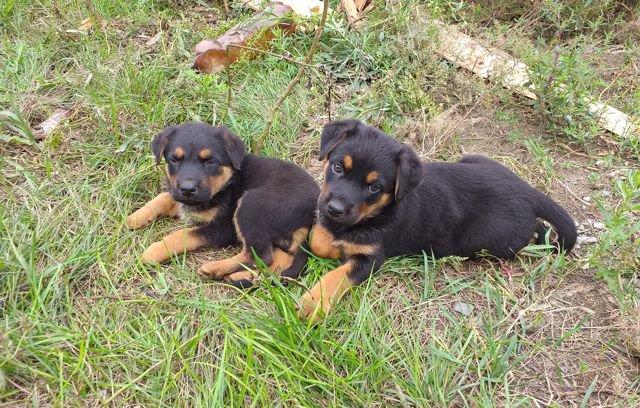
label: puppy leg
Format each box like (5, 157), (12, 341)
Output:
(127, 192), (180, 229)
(309, 225), (341, 260)
(142, 227), (205, 264)
(222, 244), (308, 288)
(225, 227), (311, 286)
(298, 261), (354, 322)
(198, 250), (253, 280)
(299, 251), (384, 322)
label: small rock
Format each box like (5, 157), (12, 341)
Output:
(596, 160), (605, 166)
(453, 301), (473, 316)
(583, 196), (592, 203)
(602, 190), (611, 197)
(577, 236), (598, 245)
(593, 222), (605, 230)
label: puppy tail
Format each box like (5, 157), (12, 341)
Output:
(279, 244), (310, 280)
(533, 192), (577, 253)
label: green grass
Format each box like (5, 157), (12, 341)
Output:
(1, 0), (639, 406)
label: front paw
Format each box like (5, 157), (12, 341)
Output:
(141, 241), (170, 264)
(197, 260), (230, 280)
(224, 270), (257, 288)
(126, 208), (153, 230)
(298, 290), (327, 322)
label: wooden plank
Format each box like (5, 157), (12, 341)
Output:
(193, 3), (295, 73)
(432, 20), (638, 139)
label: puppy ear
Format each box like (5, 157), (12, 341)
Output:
(394, 145), (423, 201)
(318, 119), (360, 160)
(221, 128), (246, 169)
(151, 125), (178, 165)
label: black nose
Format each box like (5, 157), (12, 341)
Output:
(179, 180), (197, 197)
(326, 201), (346, 217)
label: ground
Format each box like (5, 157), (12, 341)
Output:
(1, 0), (639, 406)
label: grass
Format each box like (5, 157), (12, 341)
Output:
(1, 0), (639, 406)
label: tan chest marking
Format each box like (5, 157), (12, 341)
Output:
(180, 204), (221, 225)
(334, 240), (379, 256)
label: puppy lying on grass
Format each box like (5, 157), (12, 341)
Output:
(300, 119), (577, 321)
(127, 122), (319, 287)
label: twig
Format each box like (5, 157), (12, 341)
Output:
(222, 0), (230, 13)
(223, 45), (232, 122)
(325, 68), (332, 121)
(556, 179), (591, 205)
(252, 0), (330, 154)
(221, 44), (322, 124)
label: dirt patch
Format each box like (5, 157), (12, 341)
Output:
(514, 271), (640, 406)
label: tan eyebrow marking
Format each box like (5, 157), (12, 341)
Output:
(366, 171), (379, 184)
(199, 149), (212, 160)
(343, 155), (353, 170)
(174, 147), (185, 159)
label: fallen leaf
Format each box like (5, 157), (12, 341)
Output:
(34, 108), (71, 140)
(145, 31), (162, 47)
(78, 17), (93, 31)
(354, 0), (371, 12)
(341, 0), (359, 24)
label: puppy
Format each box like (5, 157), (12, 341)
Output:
(300, 119), (577, 320)
(127, 122), (319, 287)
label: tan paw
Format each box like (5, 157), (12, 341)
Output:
(224, 270), (257, 287)
(197, 253), (249, 280)
(141, 241), (170, 264)
(297, 290), (327, 322)
(126, 208), (154, 230)
(198, 260), (233, 280)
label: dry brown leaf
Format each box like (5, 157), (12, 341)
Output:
(78, 18), (93, 31)
(354, 0), (371, 12)
(145, 31), (162, 47)
(340, 0), (359, 23)
(34, 108), (71, 140)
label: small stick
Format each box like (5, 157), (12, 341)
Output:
(222, 0), (230, 13)
(223, 45), (232, 122)
(221, 44), (321, 123)
(325, 68), (332, 121)
(252, 0), (330, 154)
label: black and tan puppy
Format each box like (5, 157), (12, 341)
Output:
(127, 122), (319, 287)
(300, 119), (577, 320)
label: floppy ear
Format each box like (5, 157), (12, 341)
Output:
(220, 128), (246, 169)
(318, 119), (361, 160)
(394, 145), (424, 201)
(151, 125), (178, 165)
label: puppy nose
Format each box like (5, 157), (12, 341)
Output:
(179, 180), (197, 197)
(326, 201), (346, 217)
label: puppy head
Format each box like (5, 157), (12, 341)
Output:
(151, 122), (245, 205)
(317, 120), (423, 227)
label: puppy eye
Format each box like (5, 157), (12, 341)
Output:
(169, 156), (180, 164)
(367, 184), (381, 193)
(332, 163), (343, 174)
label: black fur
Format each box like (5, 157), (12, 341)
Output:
(153, 121), (319, 285)
(316, 119), (577, 285)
